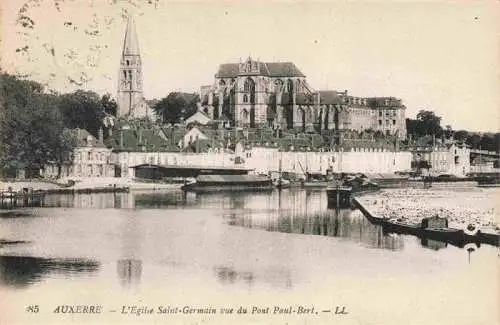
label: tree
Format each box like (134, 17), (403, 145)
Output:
(466, 133), (481, 148)
(101, 93), (118, 116)
(406, 110), (443, 140)
(0, 74), (76, 177)
(153, 92), (200, 125)
(153, 94), (184, 125)
(453, 130), (469, 142)
(59, 90), (105, 136)
(416, 110), (443, 137)
(52, 128), (78, 177)
(443, 125), (453, 139)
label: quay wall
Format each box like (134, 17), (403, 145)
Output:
(245, 147), (412, 175)
(116, 147), (412, 177)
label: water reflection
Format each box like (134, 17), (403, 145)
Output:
(214, 190), (404, 251)
(0, 255), (100, 288)
(41, 190), (196, 209)
(116, 259), (142, 288)
(213, 265), (292, 289)
(7, 190), (469, 254)
(421, 238), (447, 251)
(116, 210), (144, 288)
(213, 266), (254, 286)
(0, 211), (34, 218)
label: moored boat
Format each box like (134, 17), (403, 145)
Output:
(181, 174), (274, 193)
(326, 185), (353, 208)
(301, 180), (329, 189)
(475, 175), (500, 187)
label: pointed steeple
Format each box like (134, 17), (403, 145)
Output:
(122, 15), (140, 56)
(117, 13), (148, 119)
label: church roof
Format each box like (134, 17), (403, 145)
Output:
(318, 91), (344, 105)
(265, 62), (305, 77)
(295, 93), (315, 105)
(122, 15), (140, 56)
(216, 62), (305, 78)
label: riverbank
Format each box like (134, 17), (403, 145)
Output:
(357, 187), (499, 233)
(0, 177), (182, 192)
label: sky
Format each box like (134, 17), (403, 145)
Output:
(1, 0), (499, 132)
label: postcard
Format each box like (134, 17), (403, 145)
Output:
(1, 1), (498, 324)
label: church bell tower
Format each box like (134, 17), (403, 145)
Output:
(117, 15), (147, 119)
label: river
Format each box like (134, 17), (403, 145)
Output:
(0, 188), (498, 325)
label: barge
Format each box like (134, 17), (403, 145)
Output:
(353, 197), (499, 248)
(326, 185), (353, 208)
(181, 174), (274, 193)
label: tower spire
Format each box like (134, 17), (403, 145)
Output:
(117, 14), (148, 119)
(122, 15), (140, 56)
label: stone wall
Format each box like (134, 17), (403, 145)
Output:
(115, 146), (412, 178)
(245, 147), (412, 175)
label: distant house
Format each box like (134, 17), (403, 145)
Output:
(409, 139), (470, 177)
(179, 127), (210, 150)
(184, 109), (212, 126)
(44, 128), (115, 178)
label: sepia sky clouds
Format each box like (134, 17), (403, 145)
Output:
(1, 0), (499, 132)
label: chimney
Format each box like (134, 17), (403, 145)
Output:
(98, 127), (104, 144)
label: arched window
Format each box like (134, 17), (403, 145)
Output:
(286, 79), (294, 93)
(242, 109), (249, 119)
(244, 78), (255, 92)
(274, 79), (283, 92)
(126, 60), (130, 66)
(243, 94), (248, 103)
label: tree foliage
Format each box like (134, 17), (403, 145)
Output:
(405, 109), (499, 152)
(101, 93), (118, 116)
(153, 92), (200, 125)
(0, 73), (77, 177)
(59, 90), (106, 136)
(406, 110), (443, 139)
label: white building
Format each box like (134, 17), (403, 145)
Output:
(428, 142), (470, 177)
(44, 129), (115, 178)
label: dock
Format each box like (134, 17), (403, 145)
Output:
(0, 189), (46, 209)
(44, 185), (130, 195)
(352, 196), (499, 248)
(0, 185), (129, 209)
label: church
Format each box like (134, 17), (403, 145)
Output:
(200, 57), (407, 138)
(115, 16), (406, 139)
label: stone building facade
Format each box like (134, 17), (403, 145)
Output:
(410, 142), (470, 177)
(200, 57), (407, 138)
(43, 129), (115, 178)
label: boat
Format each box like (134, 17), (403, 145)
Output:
(0, 188), (46, 209)
(274, 178), (295, 189)
(360, 173), (409, 188)
(326, 184), (353, 208)
(476, 175), (500, 187)
(181, 174), (274, 193)
(301, 178), (329, 189)
(353, 197), (499, 248)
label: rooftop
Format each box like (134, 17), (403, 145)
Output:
(216, 61), (305, 78)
